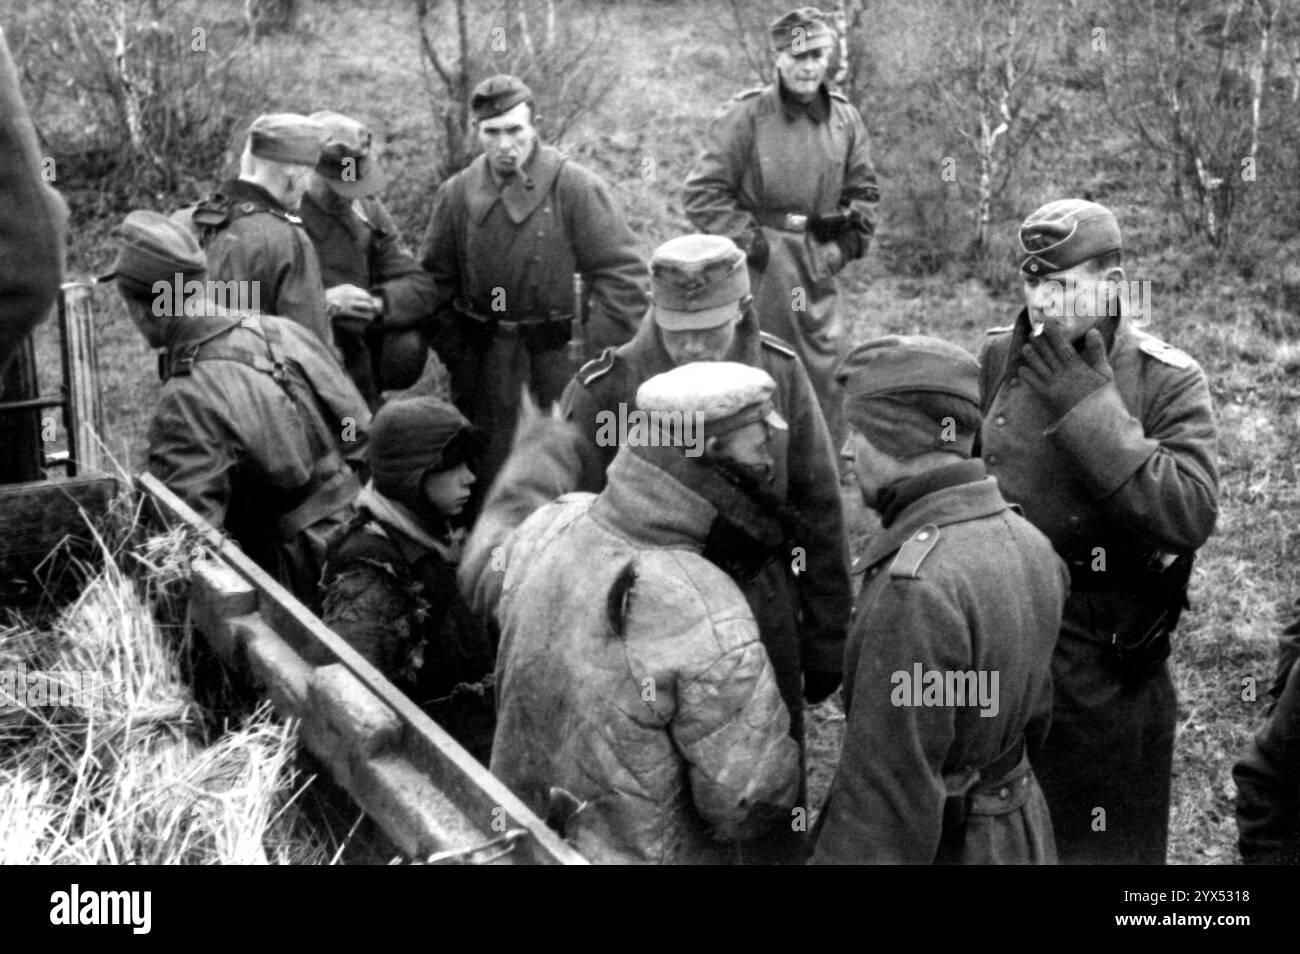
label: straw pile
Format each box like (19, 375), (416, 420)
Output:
(0, 525), (331, 864)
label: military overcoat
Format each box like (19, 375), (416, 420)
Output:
(683, 82), (880, 440)
(812, 463), (1066, 864)
(418, 143), (647, 488)
(978, 310), (1219, 864)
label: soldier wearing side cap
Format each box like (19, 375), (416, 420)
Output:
(299, 112), (443, 408)
(103, 210), (369, 611)
(558, 234), (851, 863)
(418, 74), (648, 495)
(483, 361), (799, 864)
(174, 113), (333, 347)
(811, 336), (1067, 864)
(683, 6), (880, 445)
(978, 199), (1220, 864)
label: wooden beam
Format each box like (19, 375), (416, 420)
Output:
(137, 472), (586, 865)
(59, 282), (106, 476)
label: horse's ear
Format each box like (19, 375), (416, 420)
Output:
(518, 384), (542, 424)
(549, 400), (564, 421)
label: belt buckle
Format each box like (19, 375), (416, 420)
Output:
(783, 213), (808, 232)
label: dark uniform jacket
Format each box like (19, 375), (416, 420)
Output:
(319, 484), (495, 763)
(418, 143), (647, 488)
(560, 309), (852, 747)
(299, 191), (436, 406)
(0, 27), (67, 370)
(683, 81), (879, 439)
(979, 310), (1219, 864)
(1234, 613), (1300, 864)
(147, 307), (369, 606)
(175, 178), (332, 347)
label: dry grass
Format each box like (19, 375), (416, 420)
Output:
(0, 526), (330, 865)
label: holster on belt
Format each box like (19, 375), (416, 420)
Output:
(1069, 551), (1195, 688)
(277, 451), (361, 538)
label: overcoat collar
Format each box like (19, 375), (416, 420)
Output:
(858, 469), (1009, 571)
(465, 142), (567, 226)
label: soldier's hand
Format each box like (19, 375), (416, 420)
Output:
(326, 284), (379, 321)
(1020, 325), (1112, 417)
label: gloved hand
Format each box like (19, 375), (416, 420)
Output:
(804, 670), (842, 705)
(808, 210), (851, 241)
(737, 227), (770, 272)
(1019, 325), (1113, 418)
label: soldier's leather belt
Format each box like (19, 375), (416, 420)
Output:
(454, 300), (572, 334)
(754, 211), (810, 232)
(1067, 560), (1163, 594)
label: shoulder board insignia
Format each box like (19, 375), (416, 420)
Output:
(985, 324), (1015, 336)
(760, 331), (797, 359)
(733, 87), (764, 101)
(577, 347), (617, 386)
(889, 524), (940, 579)
(1135, 332), (1194, 370)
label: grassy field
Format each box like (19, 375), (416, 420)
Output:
(27, 0), (1299, 864)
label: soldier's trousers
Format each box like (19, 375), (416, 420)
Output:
(749, 228), (848, 448)
(1028, 591), (1178, 864)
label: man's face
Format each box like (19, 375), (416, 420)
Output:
(659, 313), (740, 365)
(1022, 261), (1125, 344)
(776, 46), (831, 101)
(423, 462), (476, 518)
(709, 419), (777, 484)
(839, 426), (908, 511)
(477, 102), (537, 178)
(306, 172), (348, 211)
(122, 293), (168, 349)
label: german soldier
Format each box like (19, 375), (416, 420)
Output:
(560, 234), (850, 863)
(174, 114), (333, 347)
(978, 199), (1220, 863)
(812, 336), (1066, 864)
(418, 74), (647, 493)
(683, 6), (880, 444)
(479, 362), (800, 864)
(104, 210), (369, 610)
(300, 112), (442, 408)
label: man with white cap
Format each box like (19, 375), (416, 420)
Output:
(300, 111), (439, 407)
(481, 360), (799, 864)
(561, 236), (850, 863)
(979, 198), (1220, 864)
(174, 113), (333, 346)
(103, 209), (369, 610)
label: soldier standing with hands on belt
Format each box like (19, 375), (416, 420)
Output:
(419, 74), (647, 493)
(684, 6), (880, 444)
(978, 199), (1220, 864)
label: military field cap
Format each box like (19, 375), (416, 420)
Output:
(247, 113), (326, 166)
(470, 74), (534, 121)
(637, 361), (787, 438)
(1019, 198), (1122, 277)
(650, 234), (750, 331)
(836, 334), (980, 405)
(99, 209), (206, 296)
(310, 110), (386, 198)
(769, 6), (836, 52)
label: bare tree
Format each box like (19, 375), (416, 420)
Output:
(932, 0), (1054, 250)
(1099, 0), (1295, 251)
(412, 0), (617, 182)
